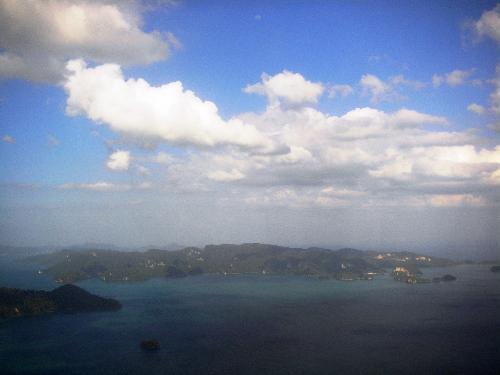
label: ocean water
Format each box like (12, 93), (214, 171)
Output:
(0, 259), (499, 374)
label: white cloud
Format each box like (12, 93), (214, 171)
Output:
(178, 102), (485, 193)
(390, 108), (448, 126)
(2, 134), (15, 144)
(207, 169), (245, 182)
(320, 186), (366, 197)
(58, 180), (152, 192)
(369, 145), (500, 181)
(152, 151), (177, 165)
(244, 70), (324, 107)
(474, 4), (500, 44)
(432, 74), (444, 87)
(60, 67), (500, 208)
(328, 84), (354, 98)
(389, 75), (426, 89)
(360, 74), (395, 103)
(467, 103), (485, 115)
(359, 74), (425, 104)
(244, 188), (351, 209)
(137, 165), (150, 176)
(106, 150), (130, 171)
(58, 182), (131, 192)
(447, 70), (473, 86)
(428, 194), (486, 207)
(0, 0), (174, 82)
(276, 146), (314, 164)
(64, 60), (274, 151)
(432, 69), (473, 87)
(165, 31), (182, 50)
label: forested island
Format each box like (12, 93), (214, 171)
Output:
(27, 243), (454, 283)
(0, 284), (121, 319)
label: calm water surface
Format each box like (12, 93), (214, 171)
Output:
(1, 259), (499, 374)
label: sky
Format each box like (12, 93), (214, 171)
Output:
(0, 0), (499, 259)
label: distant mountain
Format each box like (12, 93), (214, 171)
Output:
(0, 245), (59, 259)
(136, 243), (186, 252)
(26, 243), (454, 283)
(0, 284), (121, 319)
(0, 242), (187, 260)
(65, 243), (123, 251)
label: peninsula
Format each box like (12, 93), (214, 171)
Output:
(0, 284), (121, 319)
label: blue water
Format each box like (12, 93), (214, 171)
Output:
(1, 259), (499, 374)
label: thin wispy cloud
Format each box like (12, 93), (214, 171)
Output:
(2, 134), (15, 144)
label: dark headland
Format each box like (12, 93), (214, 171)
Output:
(0, 284), (121, 319)
(491, 265), (500, 273)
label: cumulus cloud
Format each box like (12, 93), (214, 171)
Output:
(208, 169), (245, 182)
(467, 103), (485, 115)
(474, 4), (500, 44)
(389, 108), (448, 126)
(359, 74), (425, 104)
(106, 150), (130, 171)
(389, 75), (426, 89)
(0, 0), (173, 82)
(328, 84), (354, 98)
(61, 66), (500, 208)
(369, 145), (500, 181)
(432, 69), (474, 87)
(2, 134), (15, 144)
(244, 70), (324, 107)
(360, 74), (395, 103)
(64, 60), (274, 151)
(153, 101), (497, 207)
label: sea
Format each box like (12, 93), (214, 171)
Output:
(0, 258), (499, 375)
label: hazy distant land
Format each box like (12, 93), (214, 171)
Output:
(26, 243), (457, 284)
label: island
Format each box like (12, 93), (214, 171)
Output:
(140, 339), (161, 351)
(431, 274), (457, 283)
(27, 243), (454, 283)
(491, 265), (500, 273)
(0, 284), (121, 319)
(392, 265), (424, 284)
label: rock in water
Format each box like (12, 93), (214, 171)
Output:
(441, 274), (457, 282)
(140, 339), (161, 351)
(433, 274), (457, 282)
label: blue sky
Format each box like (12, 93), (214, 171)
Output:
(0, 1), (499, 258)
